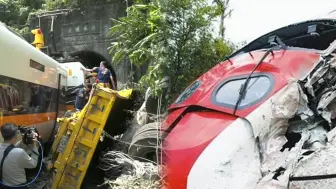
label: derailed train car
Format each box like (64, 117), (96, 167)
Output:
(162, 9), (336, 189)
(0, 21), (68, 143)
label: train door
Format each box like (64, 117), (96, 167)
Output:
(46, 73), (66, 143)
(57, 73), (67, 117)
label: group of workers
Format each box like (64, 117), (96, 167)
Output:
(0, 61), (117, 188)
(69, 61), (117, 112)
(81, 61), (116, 90)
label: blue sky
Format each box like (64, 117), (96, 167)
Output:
(224, 0), (336, 44)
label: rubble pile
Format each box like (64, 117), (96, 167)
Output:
(95, 83), (166, 189)
(98, 151), (161, 189)
(256, 45), (336, 188)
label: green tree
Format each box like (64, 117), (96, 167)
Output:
(0, 0), (118, 34)
(0, 0), (44, 35)
(108, 0), (235, 105)
(44, 0), (118, 10)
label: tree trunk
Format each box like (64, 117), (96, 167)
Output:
(215, 0), (232, 40)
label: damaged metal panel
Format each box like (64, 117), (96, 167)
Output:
(317, 90), (336, 126)
(256, 132), (309, 189)
(254, 43), (336, 188)
(247, 80), (301, 143)
(289, 143), (336, 189)
(241, 81), (307, 188)
(260, 81), (300, 174)
(304, 59), (328, 98)
(288, 128), (336, 188)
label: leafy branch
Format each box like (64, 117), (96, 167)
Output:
(108, 0), (236, 105)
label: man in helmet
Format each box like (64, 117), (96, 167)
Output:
(0, 123), (39, 188)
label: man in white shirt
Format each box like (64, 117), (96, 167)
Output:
(0, 123), (39, 189)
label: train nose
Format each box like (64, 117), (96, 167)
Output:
(162, 110), (262, 189)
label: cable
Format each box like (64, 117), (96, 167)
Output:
(0, 140), (44, 188)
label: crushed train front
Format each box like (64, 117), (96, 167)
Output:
(161, 48), (322, 189)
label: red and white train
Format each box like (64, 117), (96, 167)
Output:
(162, 9), (336, 189)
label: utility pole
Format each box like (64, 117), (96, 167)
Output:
(214, 0), (232, 40)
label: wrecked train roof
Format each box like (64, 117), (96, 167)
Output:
(230, 19), (336, 58)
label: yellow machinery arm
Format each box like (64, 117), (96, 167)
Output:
(48, 84), (133, 189)
(31, 28), (44, 50)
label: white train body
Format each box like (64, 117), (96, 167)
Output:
(0, 22), (68, 142)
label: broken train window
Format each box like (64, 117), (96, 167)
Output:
(175, 80), (201, 104)
(213, 74), (274, 109)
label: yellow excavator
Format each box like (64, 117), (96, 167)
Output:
(46, 84), (134, 189)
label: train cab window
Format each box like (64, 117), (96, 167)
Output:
(213, 75), (273, 109)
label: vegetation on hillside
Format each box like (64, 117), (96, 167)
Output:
(0, 0), (122, 35)
(0, 0), (44, 34)
(108, 0), (236, 105)
(44, 0), (120, 10)
(0, 0), (237, 107)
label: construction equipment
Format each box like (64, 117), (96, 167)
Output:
(31, 28), (44, 50)
(29, 9), (71, 55)
(47, 84), (133, 189)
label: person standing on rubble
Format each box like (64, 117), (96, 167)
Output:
(0, 123), (39, 189)
(80, 61), (116, 90)
(66, 83), (92, 112)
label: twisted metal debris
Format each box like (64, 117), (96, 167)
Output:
(98, 151), (161, 189)
(255, 43), (336, 188)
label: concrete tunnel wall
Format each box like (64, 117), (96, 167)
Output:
(27, 1), (146, 87)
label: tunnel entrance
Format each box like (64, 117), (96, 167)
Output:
(70, 51), (117, 87)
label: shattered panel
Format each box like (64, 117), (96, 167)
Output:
(289, 143), (336, 189)
(304, 60), (328, 97)
(259, 80), (303, 175)
(290, 178), (336, 189)
(256, 133), (309, 189)
(254, 45), (336, 188)
(253, 80), (300, 153)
